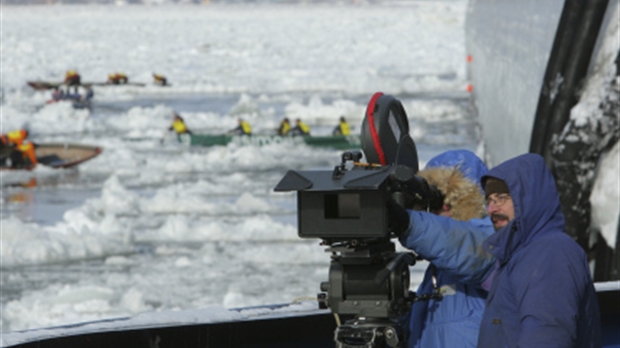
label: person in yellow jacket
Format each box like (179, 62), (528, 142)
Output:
(153, 73), (168, 86)
(229, 118), (252, 135)
(16, 142), (38, 169)
(1, 129), (29, 147)
(332, 116), (351, 136)
(277, 118), (291, 136)
(64, 70), (81, 93)
(65, 70), (81, 85)
(291, 118), (311, 136)
(168, 113), (192, 135)
(107, 72), (128, 85)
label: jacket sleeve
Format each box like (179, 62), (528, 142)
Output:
(399, 211), (495, 285)
(514, 237), (592, 347)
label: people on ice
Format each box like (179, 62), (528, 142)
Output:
(81, 86), (94, 101)
(48, 85), (92, 104)
(229, 118), (252, 136)
(332, 116), (351, 136)
(51, 87), (65, 102)
(290, 118), (310, 136)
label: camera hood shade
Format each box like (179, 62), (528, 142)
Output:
(274, 167), (392, 192)
(272, 170), (313, 191)
(361, 93), (419, 172)
(273, 167), (394, 240)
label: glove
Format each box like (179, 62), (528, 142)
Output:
(387, 198), (410, 237)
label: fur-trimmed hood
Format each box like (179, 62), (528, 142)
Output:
(418, 167), (486, 221)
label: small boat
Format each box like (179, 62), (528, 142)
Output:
(35, 143), (102, 168)
(89, 81), (146, 87)
(27, 81), (63, 91)
(70, 100), (92, 109)
(44, 98), (92, 110)
(28, 80), (148, 91)
(0, 143), (102, 170)
(189, 134), (361, 150)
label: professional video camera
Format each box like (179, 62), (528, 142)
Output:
(274, 92), (443, 348)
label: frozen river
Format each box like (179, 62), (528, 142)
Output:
(0, 1), (477, 332)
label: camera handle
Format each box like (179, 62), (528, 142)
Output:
(333, 150), (364, 179)
(374, 252), (416, 286)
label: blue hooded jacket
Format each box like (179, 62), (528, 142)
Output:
(426, 149), (490, 188)
(478, 153), (601, 348)
(399, 149), (496, 348)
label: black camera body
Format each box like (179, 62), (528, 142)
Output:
(275, 163), (392, 242)
(274, 93), (434, 347)
(275, 92), (422, 242)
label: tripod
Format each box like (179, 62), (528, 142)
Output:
(317, 240), (417, 348)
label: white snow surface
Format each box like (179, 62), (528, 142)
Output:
(1, 1), (470, 336)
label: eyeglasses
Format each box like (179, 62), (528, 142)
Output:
(486, 194), (511, 207)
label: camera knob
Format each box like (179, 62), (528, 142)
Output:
(320, 281), (330, 292)
(317, 293), (328, 309)
(384, 326), (399, 347)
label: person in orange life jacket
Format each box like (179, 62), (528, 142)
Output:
(277, 118), (291, 136)
(168, 113), (192, 135)
(64, 70), (81, 93)
(394, 149), (495, 348)
(1, 129), (29, 147)
(15, 141), (38, 169)
(1, 130), (26, 162)
(153, 73), (167, 86)
(64, 70), (81, 85)
(229, 118), (252, 135)
(1, 129), (37, 169)
(332, 116), (351, 136)
(290, 118), (310, 136)
(107, 73), (128, 85)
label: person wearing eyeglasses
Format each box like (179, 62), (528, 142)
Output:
(477, 153), (600, 348)
(483, 181), (513, 230)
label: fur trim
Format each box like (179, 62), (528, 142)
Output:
(418, 167), (486, 221)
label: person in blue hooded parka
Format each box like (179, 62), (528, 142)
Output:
(477, 153), (601, 347)
(398, 149), (496, 348)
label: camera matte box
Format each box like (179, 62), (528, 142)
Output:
(274, 167), (392, 239)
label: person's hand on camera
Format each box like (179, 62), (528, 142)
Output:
(387, 198), (410, 237)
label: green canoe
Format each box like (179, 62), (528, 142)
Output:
(188, 134), (361, 150)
